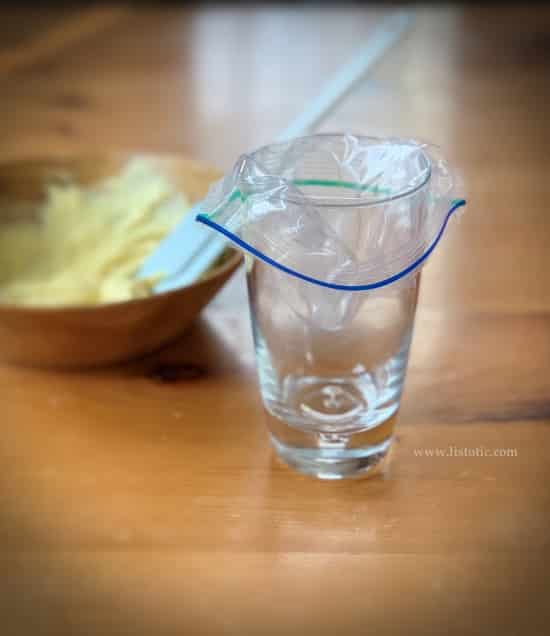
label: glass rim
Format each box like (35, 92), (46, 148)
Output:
(249, 133), (433, 209)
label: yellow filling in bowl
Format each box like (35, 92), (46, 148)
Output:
(0, 159), (190, 307)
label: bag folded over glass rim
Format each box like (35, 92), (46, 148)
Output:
(196, 134), (466, 291)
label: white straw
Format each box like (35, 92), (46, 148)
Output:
(277, 11), (412, 142)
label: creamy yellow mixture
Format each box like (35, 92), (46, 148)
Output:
(0, 159), (190, 307)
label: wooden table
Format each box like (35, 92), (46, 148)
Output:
(1, 5), (549, 635)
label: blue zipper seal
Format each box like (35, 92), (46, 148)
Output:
(196, 198), (466, 292)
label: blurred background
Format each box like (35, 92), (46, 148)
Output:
(1, 2), (549, 635)
(3, 1), (546, 170)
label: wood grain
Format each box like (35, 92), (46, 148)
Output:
(0, 7), (129, 74)
(0, 5), (549, 636)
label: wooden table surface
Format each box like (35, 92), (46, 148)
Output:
(1, 5), (549, 635)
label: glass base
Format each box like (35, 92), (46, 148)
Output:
(270, 432), (393, 480)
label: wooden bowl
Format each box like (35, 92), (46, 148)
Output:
(0, 154), (241, 368)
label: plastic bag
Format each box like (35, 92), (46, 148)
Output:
(196, 134), (465, 292)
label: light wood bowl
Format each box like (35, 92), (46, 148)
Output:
(0, 154), (242, 368)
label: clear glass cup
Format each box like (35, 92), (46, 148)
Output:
(247, 255), (420, 479)
(196, 134), (461, 479)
